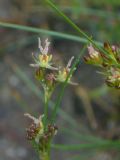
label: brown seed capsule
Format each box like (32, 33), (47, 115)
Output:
(46, 73), (55, 86)
(26, 122), (40, 140)
(35, 68), (44, 80)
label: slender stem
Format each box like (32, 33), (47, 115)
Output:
(39, 151), (50, 160)
(48, 140), (52, 159)
(0, 21), (102, 45)
(39, 140), (51, 160)
(50, 45), (87, 124)
(43, 89), (49, 130)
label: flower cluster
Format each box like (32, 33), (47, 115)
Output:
(84, 44), (103, 65)
(24, 113), (58, 154)
(24, 38), (77, 160)
(24, 113), (44, 143)
(106, 67), (120, 88)
(30, 38), (77, 101)
(84, 42), (120, 89)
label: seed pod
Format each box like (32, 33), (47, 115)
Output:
(26, 123), (39, 140)
(35, 68), (44, 81)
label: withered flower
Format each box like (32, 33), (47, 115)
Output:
(24, 113), (44, 143)
(101, 42), (118, 66)
(104, 42), (117, 57)
(45, 73), (56, 87)
(35, 68), (44, 81)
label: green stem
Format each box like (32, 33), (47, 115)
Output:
(48, 140), (52, 159)
(39, 141), (51, 160)
(50, 45), (87, 124)
(43, 89), (49, 130)
(39, 151), (50, 160)
(0, 21), (101, 45)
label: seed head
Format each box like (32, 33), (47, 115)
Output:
(24, 113), (44, 143)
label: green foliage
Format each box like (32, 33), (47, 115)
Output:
(0, 21), (101, 45)
(1, 0), (120, 159)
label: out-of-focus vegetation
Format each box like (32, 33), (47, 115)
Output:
(0, 0), (120, 160)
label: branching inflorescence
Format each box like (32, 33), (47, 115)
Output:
(24, 38), (77, 160)
(84, 42), (120, 89)
(24, 37), (120, 160)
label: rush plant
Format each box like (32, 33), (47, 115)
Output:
(0, 0), (119, 160)
(23, 1), (120, 160)
(24, 38), (78, 160)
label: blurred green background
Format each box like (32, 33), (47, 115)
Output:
(0, 0), (120, 160)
